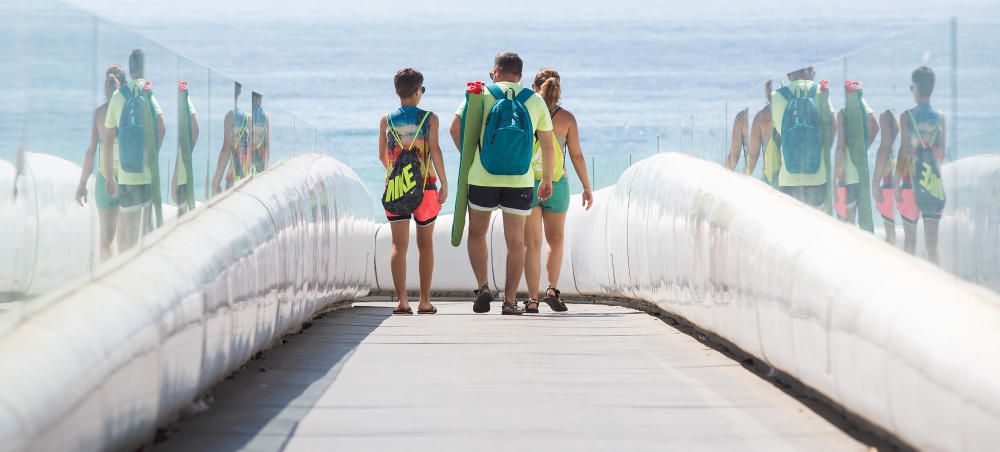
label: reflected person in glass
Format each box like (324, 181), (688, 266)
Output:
(725, 81), (775, 186)
(872, 110), (900, 245)
(172, 81), (200, 216)
(101, 49), (166, 252)
(894, 66), (946, 264)
(211, 82), (252, 195)
(250, 91), (270, 174)
(75, 65), (127, 261)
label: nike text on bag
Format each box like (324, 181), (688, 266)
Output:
(382, 111), (431, 216)
(778, 84), (822, 174)
(480, 85), (535, 175)
(118, 84), (154, 174)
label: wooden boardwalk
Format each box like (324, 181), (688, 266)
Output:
(156, 298), (865, 451)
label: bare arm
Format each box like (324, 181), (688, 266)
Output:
(938, 114), (947, 164)
(155, 113), (166, 152)
(191, 113), (201, 148)
(746, 108), (769, 175)
(872, 111), (898, 201)
(101, 126), (118, 198)
(427, 114), (448, 204)
(211, 113), (233, 195)
(724, 109), (748, 171)
(76, 109), (102, 205)
(865, 112), (879, 149)
(378, 115), (389, 168)
(564, 112), (593, 209)
(449, 115), (462, 151)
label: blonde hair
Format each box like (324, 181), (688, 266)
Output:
(534, 68), (561, 110)
(104, 64), (126, 101)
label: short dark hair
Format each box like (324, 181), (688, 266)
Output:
(912, 66), (935, 97)
(129, 48), (145, 77)
(394, 68), (423, 98)
(494, 51), (523, 76)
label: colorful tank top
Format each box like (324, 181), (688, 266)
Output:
(251, 105), (268, 174)
(901, 103), (942, 181)
(227, 108), (252, 185)
(386, 106), (436, 187)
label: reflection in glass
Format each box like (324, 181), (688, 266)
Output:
(101, 48), (165, 252)
(75, 64), (126, 261)
(172, 80), (200, 216)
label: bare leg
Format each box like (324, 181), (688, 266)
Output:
(542, 210), (567, 290)
(883, 220), (896, 245)
(502, 212), (527, 303)
(523, 206), (544, 300)
(902, 221), (917, 255)
(98, 207), (119, 261)
(389, 220), (411, 310)
(846, 204), (857, 224)
(467, 209), (492, 289)
(924, 218), (940, 264)
(141, 204), (154, 235)
(116, 209), (141, 252)
(415, 222), (436, 310)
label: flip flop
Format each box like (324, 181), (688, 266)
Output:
(392, 307), (413, 315)
(417, 306), (438, 315)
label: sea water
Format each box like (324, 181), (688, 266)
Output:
(9, 0), (1000, 199)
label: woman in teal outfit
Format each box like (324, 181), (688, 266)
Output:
(75, 64), (127, 261)
(523, 68), (594, 313)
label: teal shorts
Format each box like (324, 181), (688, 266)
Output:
(95, 173), (119, 211)
(531, 177), (570, 213)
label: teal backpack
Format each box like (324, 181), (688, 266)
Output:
(480, 85), (535, 175)
(777, 83), (822, 174)
(118, 83), (153, 174)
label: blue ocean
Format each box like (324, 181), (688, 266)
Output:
(8, 0), (1000, 199)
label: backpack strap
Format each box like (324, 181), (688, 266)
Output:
(387, 111), (431, 152)
(776, 86), (793, 103)
(485, 84), (506, 100)
(907, 108), (940, 150)
(515, 88), (535, 104)
(806, 82), (818, 99)
(119, 84), (134, 100)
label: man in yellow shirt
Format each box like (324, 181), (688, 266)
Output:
(450, 51), (555, 315)
(102, 49), (166, 252)
(770, 67), (836, 209)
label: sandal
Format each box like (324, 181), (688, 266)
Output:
(542, 286), (568, 312)
(392, 306), (413, 315)
(417, 305), (438, 315)
(501, 300), (523, 316)
(473, 284), (492, 313)
(524, 299), (539, 314)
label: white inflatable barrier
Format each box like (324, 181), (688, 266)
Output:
(575, 153), (1000, 451)
(939, 154), (1000, 292)
(0, 154), (376, 451)
(381, 153), (1000, 450)
(0, 154), (98, 295)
